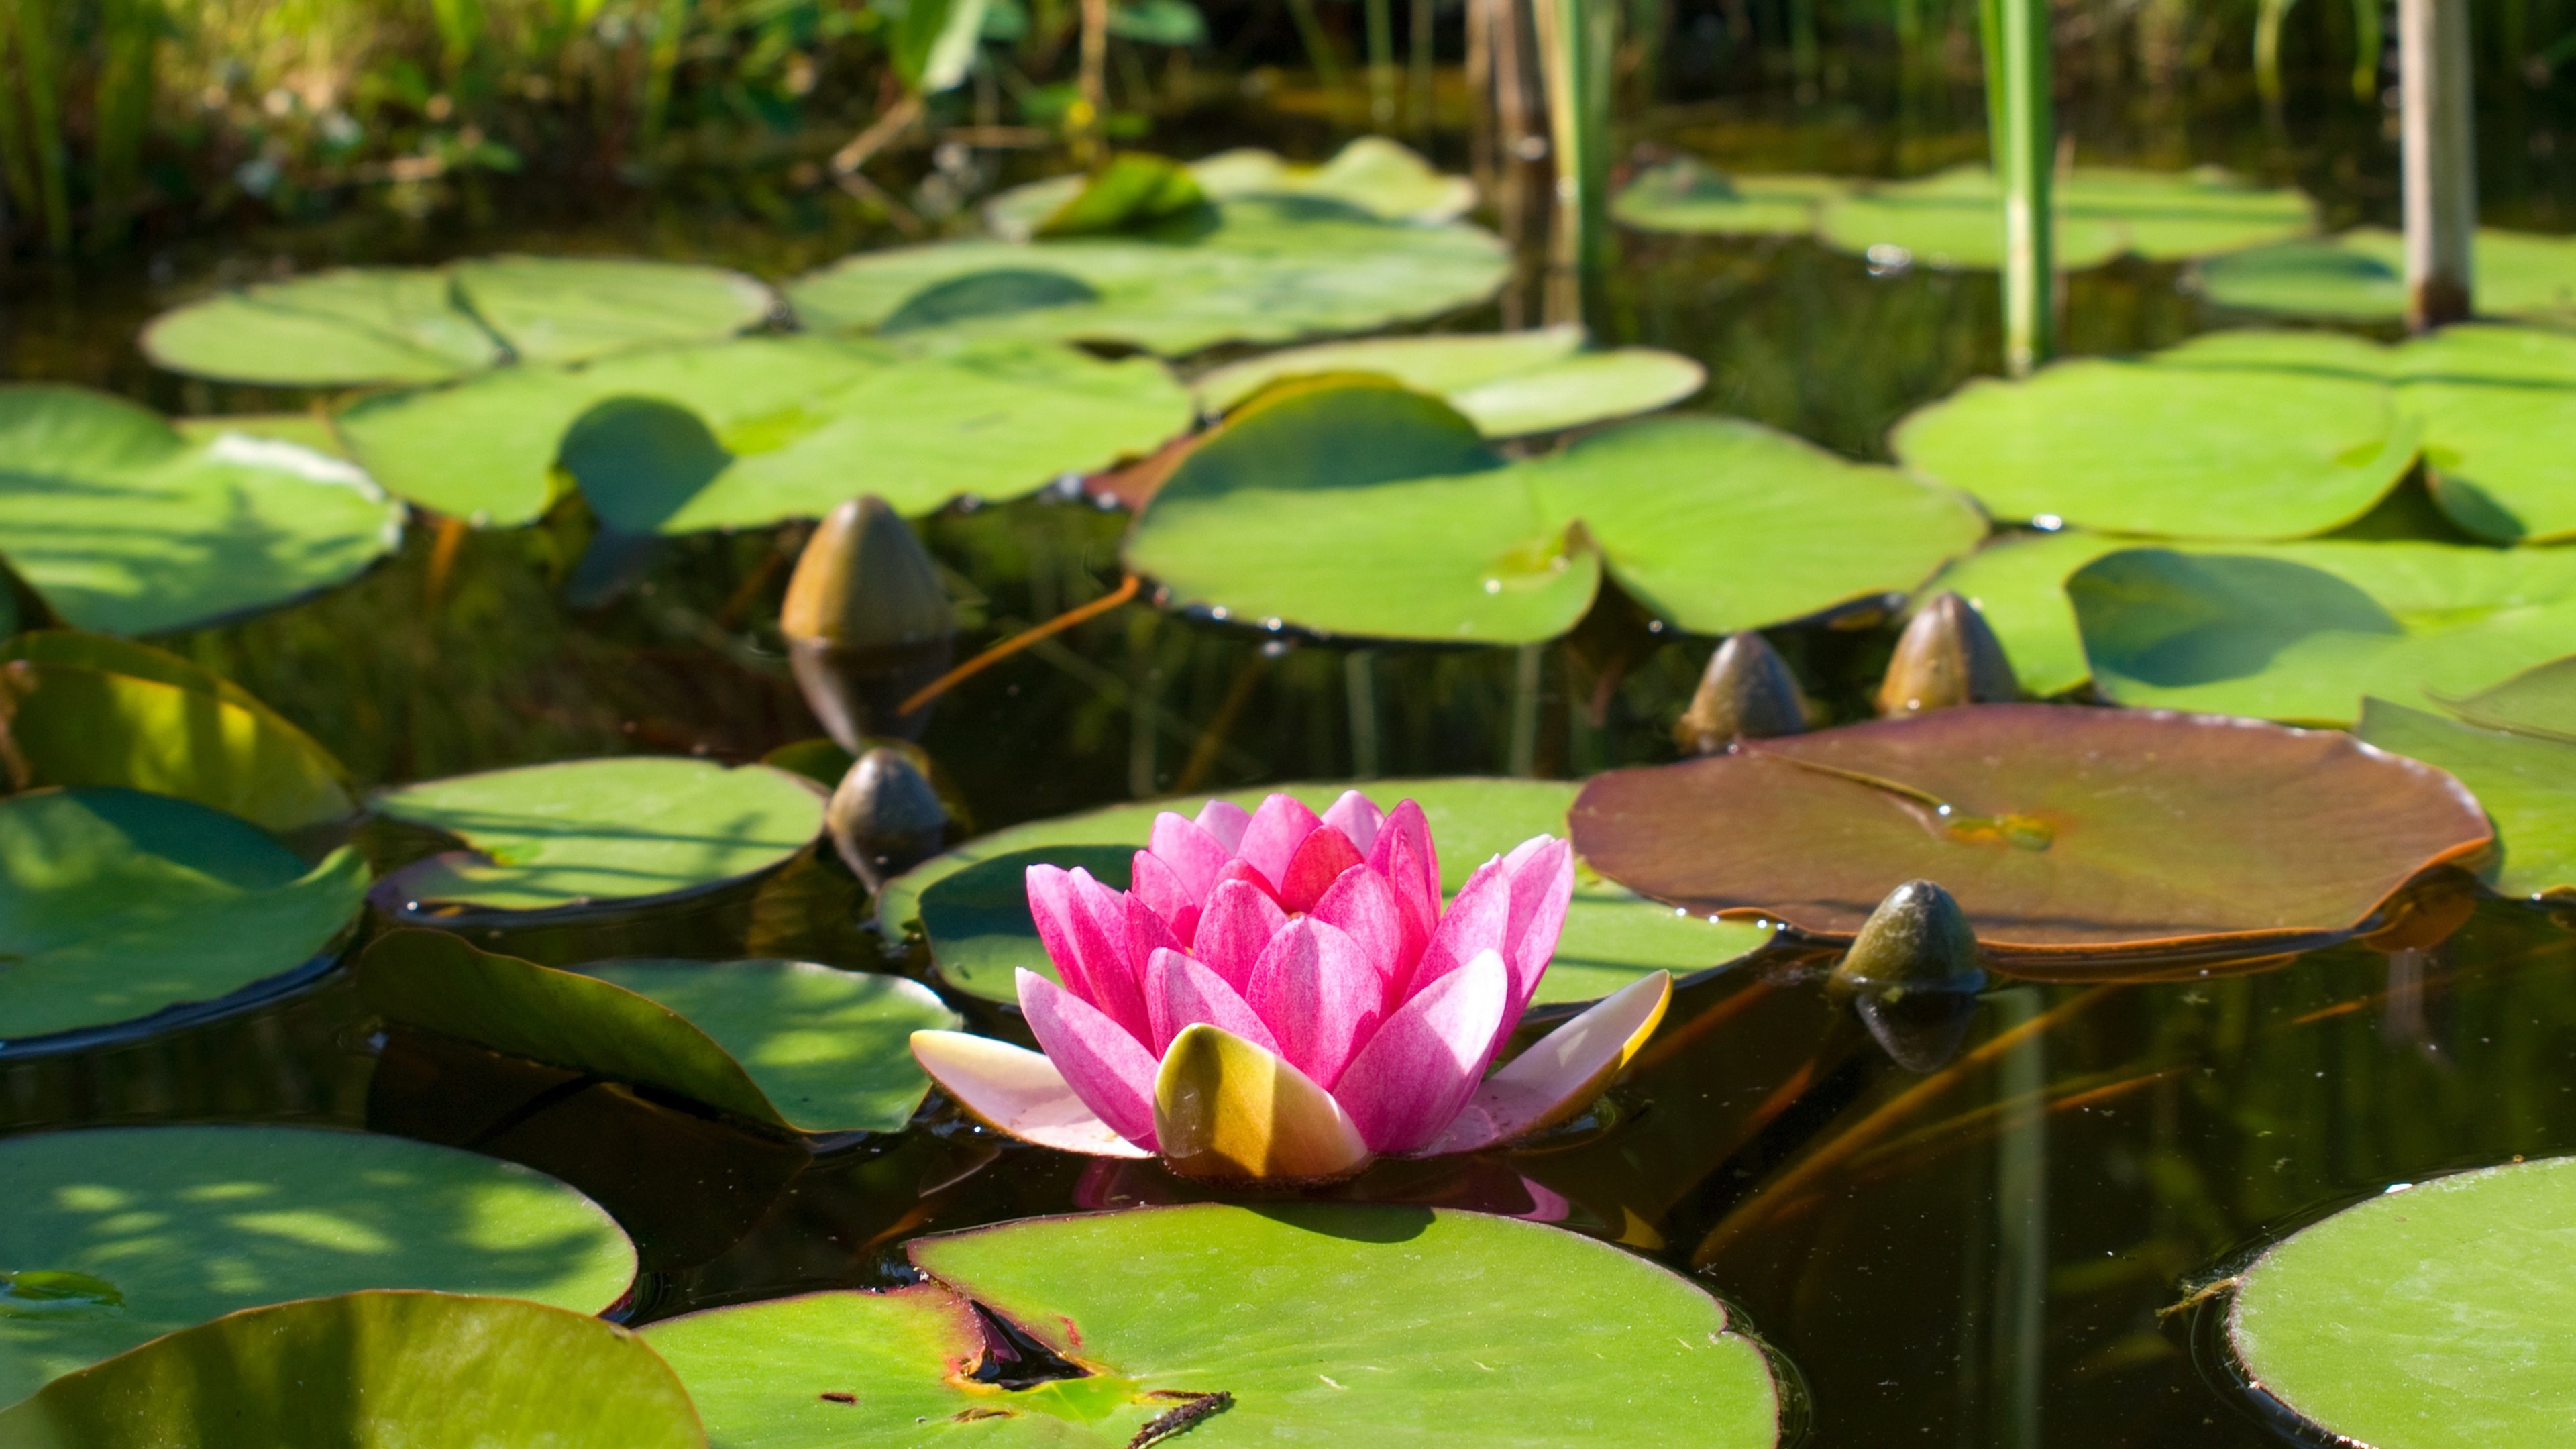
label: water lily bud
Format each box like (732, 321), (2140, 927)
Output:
(1673, 631), (1807, 754)
(828, 747), (949, 892)
(1832, 879), (1986, 1072)
(1876, 592), (2018, 717)
(782, 498), (955, 748)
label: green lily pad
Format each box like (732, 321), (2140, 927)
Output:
(888, 777), (1770, 1008)
(0, 387), (404, 635)
(1892, 330), (2416, 539)
(988, 138), (1476, 239)
(1611, 160), (1848, 236)
(2226, 1156), (2576, 1449)
(449, 255), (777, 366)
(642, 1204), (1781, 1448)
(370, 757), (825, 912)
(2357, 699), (2576, 900)
(785, 198), (1511, 356)
(336, 335), (1189, 529)
(2397, 325), (2576, 543)
(2438, 653), (2576, 741)
(0, 631), (356, 833)
(1191, 327), (1705, 438)
(354, 930), (959, 1134)
(0, 1292), (704, 1448)
(0, 788), (368, 1044)
(1126, 378), (1984, 643)
(1817, 164), (2314, 270)
(2194, 226), (2576, 323)
(0, 1124), (636, 1403)
(2068, 540), (2576, 725)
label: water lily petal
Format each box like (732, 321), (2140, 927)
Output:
(1408, 855), (1509, 1000)
(1193, 877), (1287, 992)
(1366, 799), (1441, 958)
(1415, 971), (1671, 1157)
(1212, 855), (1279, 901)
(1017, 968), (1161, 1146)
(1026, 864), (1106, 1009)
(1129, 847), (1203, 947)
(1152, 1023), (1373, 1181)
(1497, 835), (1577, 1030)
(1277, 825), (1365, 914)
(1148, 811), (1233, 898)
(1238, 794), (1326, 894)
(1067, 867), (1154, 1042)
(911, 1029), (1151, 1158)
(1194, 798), (1252, 852)
(1309, 861), (1409, 995)
(1126, 891), (1185, 997)
(1322, 790), (1384, 855)
(1333, 948), (1508, 1154)
(1247, 916), (1384, 1089)
(1146, 947), (1281, 1056)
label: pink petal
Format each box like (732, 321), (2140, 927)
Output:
(1497, 836), (1576, 1035)
(1322, 790), (1383, 855)
(1125, 892), (1185, 993)
(1194, 799), (1252, 852)
(1212, 855), (1279, 900)
(911, 1030), (1151, 1157)
(1332, 949), (1509, 1154)
(1246, 917), (1385, 1089)
(1065, 868), (1153, 1043)
(1129, 849), (1202, 947)
(1193, 878), (1287, 993)
(1277, 826), (1364, 914)
(1417, 971), (1671, 1157)
(1145, 947), (1281, 1056)
(1366, 800), (1440, 961)
(1406, 856), (1509, 1000)
(1026, 865), (1104, 1008)
(1016, 969), (1160, 1148)
(1236, 794), (1325, 895)
(1148, 812), (1232, 898)
(1309, 863), (1409, 995)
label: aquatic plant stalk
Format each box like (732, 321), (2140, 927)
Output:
(1978, 0), (2055, 376)
(2400, 0), (2475, 329)
(638, 0), (692, 151)
(1367, 0), (1397, 124)
(7, 0), (70, 255)
(1283, 0), (1344, 89)
(896, 574), (1137, 716)
(1534, 0), (1615, 322)
(2255, 0), (2295, 107)
(2351, 0), (2384, 102)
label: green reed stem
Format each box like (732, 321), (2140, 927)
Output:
(2255, 0), (2295, 105)
(1284, 0), (1344, 87)
(7, 0), (70, 255)
(1366, 0), (1397, 123)
(639, 0), (692, 150)
(1978, 0), (2054, 376)
(2351, 0), (2383, 102)
(1536, 0), (1613, 321)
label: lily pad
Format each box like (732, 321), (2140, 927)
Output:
(2357, 699), (2576, 900)
(2194, 226), (2576, 323)
(335, 335), (1189, 529)
(2067, 540), (2576, 724)
(1126, 378), (1984, 643)
(0, 788), (368, 1044)
(0, 1293), (701, 1447)
(987, 138), (1475, 239)
(887, 777), (1770, 1008)
(2439, 653), (2576, 741)
(785, 198), (1512, 356)
(370, 756), (825, 912)
(2227, 1156), (2576, 1449)
(641, 1204), (1780, 1448)
(1892, 330), (2416, 539)
(1191, 326), (1705, 438)
(1914, 529), (2134, 697)
(1611, 160), (1848, 236)
(0, 631), (356, 833)
(449, 255), (778, 366)
(1817, 164), (2314, 270)
(2396, 324), (2576, 543)
(0, 1124), (636, 1403)
(354, 930), (959, 1133)
(0, 387), (405, 635)
(1570, 704), (2490, 969)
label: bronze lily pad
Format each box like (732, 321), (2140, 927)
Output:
(1570, 704), (2491, 974)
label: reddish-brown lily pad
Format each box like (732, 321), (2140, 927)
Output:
(1570, 704), (2491, 973)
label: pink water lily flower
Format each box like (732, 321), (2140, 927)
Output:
(912, 790), (1672, 1182)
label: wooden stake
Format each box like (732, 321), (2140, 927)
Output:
(2400, 0), (2477, 330)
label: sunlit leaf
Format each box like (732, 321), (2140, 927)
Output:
(1192, 326), (1705, 438)
(1818, 164), (2312, 269)
(2395, 324), (2576, 543)
(2194, 225), (2576, 323)
(989, 138), (1476, 239)
(1611, 159), (1847, 235)
(2438, 653), (2576, 741)
(2359, 700), (2576, 900)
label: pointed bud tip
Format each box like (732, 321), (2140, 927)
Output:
(828, 745), (948, 891)
(1676, 630), (1809, 755)
(781, 494), (954, 650)
(1876, 593), (2019, 718)
(1831, 878), (1986, 997)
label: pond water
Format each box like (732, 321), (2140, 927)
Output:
(9, 68), (2576, 1447)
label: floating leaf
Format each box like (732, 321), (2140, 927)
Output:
(2394, 324), (2576, 543)
(1126, 379), (1984, 643)
(336, 336), (1188, 529)
(0, 1291), (704, 1448)
(1818, 164), (2313, 269)
(889, 777), (1770, 1008)
(451, 256), (778, 366)
(1030, 154), (1212, 238)
(0, 1124), (635, 1403)
(0, 387), (404, 635)
(2227, 1157), (2576, 1449)
(642, 1205), (1781, 1448)
(0, 631), (356, 833)
(371, 757), (825, 912)
(2358, 700), (2576, 900)
(2440, 653), (2576, 741)
(1611, 160), (1847, 235)
(355, 930), (959, 1134)
(1570, 704), (2490, 971)
(2068, 540), (2576, 725)
(0, 788), (368, 1044)
(2194, 225), (2576, 323)
(1918, 529), (2153, 697)
(989, 138), (1477, 239)
(1191, 326), (1705, 437)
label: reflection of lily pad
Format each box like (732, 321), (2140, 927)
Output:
(0, 1124), (636, 1403)
(1191, 326), (1705, 438)
(0, 788), (368, 1044)
(1818, 164), (2313, 269)
(1572, 704), (2489, 970)
(2228, 1157), (2576, 1449)
(643, 1205), (1781, 1448)
(986, 137), (1475, 239)
(355, 930), (959, 1133)
(372, 757), (825, 912)
(0, 387), (404, 635)
(0, 1292), (705, 1449)
(2358, 700), (2576, 900)
(2068, 541), (2576, 724)
(2195, 226), (2576, 323)
(1126, 378), (1984, 643)
(1611, 160), (1847, 236)
(336, 335), (1188, 529)
(888, 777), (1770, 1008)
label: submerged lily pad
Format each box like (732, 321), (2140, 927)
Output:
(0, 788), (368, 1044)
(0, 631), (356, 833)
(371, 757), (825, 912)
(1126, 378), (1984, 643)
(355, 930), (958, 1133)
(1818, 164), (2314, 270)
(987, 137), (1477, 239)
(1611, 160), (1848, 236)
(0, 1292), (704, 1448)
(336, 335), (1189, 528)
(643, 1204), (1780, 1448)
(0, 1124), (635, 1403)
(2194, 225), (2576, 323)
(2068, 540), (2576, 725)
(2358, 700), (2576, 900)
(0, 387), (404, 635)
(1571, 704), (2489, 970)
(2227, 1157), (2576, 1449)
(1191, 326), (1705, 438)
(888, 777), (1770, 1008)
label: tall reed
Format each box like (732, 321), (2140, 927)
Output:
(1978, 0), (2054, 376)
